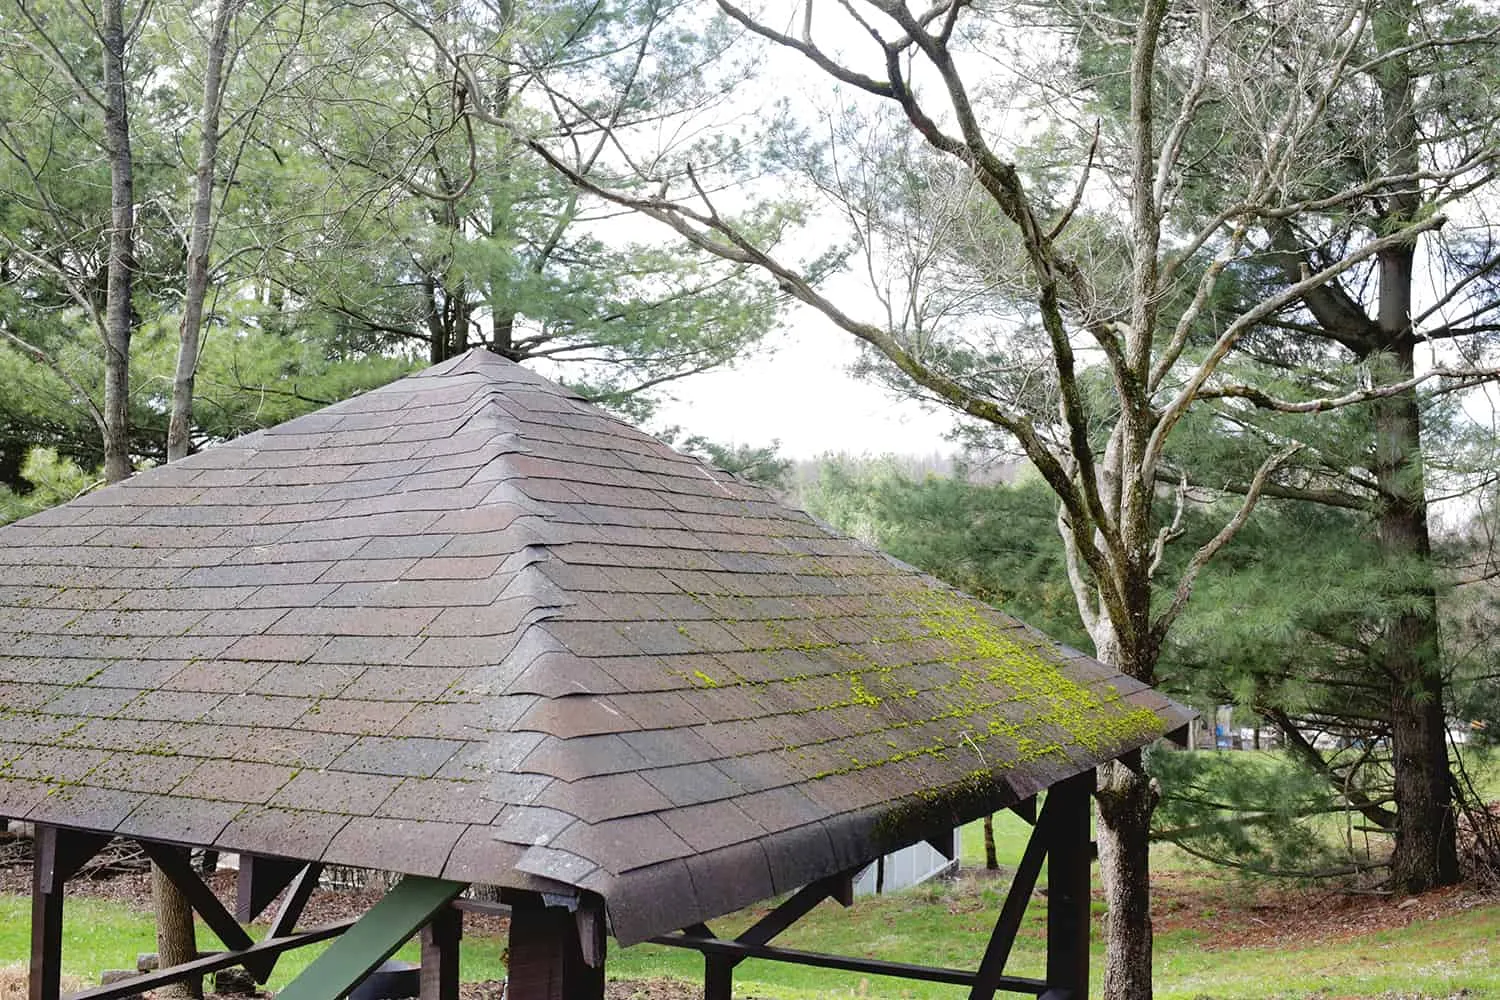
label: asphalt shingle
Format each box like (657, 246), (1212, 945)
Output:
(0, 349), (1191, 944)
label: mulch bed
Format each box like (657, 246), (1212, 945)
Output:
(1148, 869), (1495, 950)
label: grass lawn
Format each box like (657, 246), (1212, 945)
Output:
(3, 805), (1497, 999)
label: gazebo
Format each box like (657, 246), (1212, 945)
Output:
(0, 350), (1189, 1000)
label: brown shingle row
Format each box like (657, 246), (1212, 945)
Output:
(0, 348), (1191, 946)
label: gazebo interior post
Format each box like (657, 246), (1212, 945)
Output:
(30, 825), (110, 1000)
(505, 894), (606, 1000)
(235, 853), (309, 923)
(1043, 769), (1096, 1000)
(419, 906), (463, 1000)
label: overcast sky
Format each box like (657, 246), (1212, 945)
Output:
(648, 318), (961, 460)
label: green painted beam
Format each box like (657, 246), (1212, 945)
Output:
(276, 876), (468, 1000)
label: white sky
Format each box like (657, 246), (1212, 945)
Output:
(648, 314), (960, 460)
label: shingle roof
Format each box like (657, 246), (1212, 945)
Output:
(0, 349), (1188, 942)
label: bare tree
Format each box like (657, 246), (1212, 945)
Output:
(168, 0), (247, 462)
(497, 1), (1498, 995)
(4, 0), (143, 481)
(98, 0), (135, 483)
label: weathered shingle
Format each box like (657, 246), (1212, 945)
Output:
(0, 348), (1190, 943)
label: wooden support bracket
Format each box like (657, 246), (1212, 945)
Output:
(267, 862), (323, 939)
(1010, 796), (1038, 825)
(969, 795), (1055, 1000)
(236, 853), (307, 923)
(692, 867), (858, 1000)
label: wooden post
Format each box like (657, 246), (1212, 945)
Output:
(235, 853), (307, 923)
(1044, 770), (1094, 1000)
(703, 955), (733, 1000)
(419, 906), (461, 1000)
(506, 897), (604, 1000)
(29, 839), (66, 1000)
(30, 825), (109, 1000)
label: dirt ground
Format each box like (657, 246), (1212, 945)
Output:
(1147, 869), (1495, 950)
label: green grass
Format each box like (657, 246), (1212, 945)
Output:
(0, 895), (509, 991)
(5, 784), (1500, 999)
(1151, 911), (1500, 999)
(7, 872), (1496, 1000)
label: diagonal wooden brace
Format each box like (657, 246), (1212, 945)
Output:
(134, 840), (268, 982)
(267, 862), (323, 938)
(969, 795), (1055, 1000)
(276, 877), (467, 1000)
(699, 867), (858, 1000)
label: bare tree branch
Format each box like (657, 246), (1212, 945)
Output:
(1152, 442), (1302, 642)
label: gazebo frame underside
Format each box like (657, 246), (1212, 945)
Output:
(21, 770), (1096, 1000)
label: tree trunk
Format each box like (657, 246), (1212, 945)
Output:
(1371, 347), (1458, 891)
(100, 0), (134, 484)
(983, 814), (998, 871)
(1366, 2), (1459, 894)
(152, 858), (202, 998)
(1088, 618), (1158, 1000)
(425, 276), (447, 363)
(1096, 755), (1156, 1000)
(1388, 666), (1456, 891)
(487, 0), (517, 360)
(168, 0), (238, 462)
(492, 309), (517, 359)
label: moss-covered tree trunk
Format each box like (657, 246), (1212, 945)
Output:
(1090, 613), (1159, 1000)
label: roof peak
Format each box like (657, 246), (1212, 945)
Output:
(0, 352), (1188, 944)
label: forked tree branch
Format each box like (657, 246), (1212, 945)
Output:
(1144, 213), (1448, 479)
(519, 136), (1134, 629)
(1152, 442), (1302, 643)
(1198, 363), (1500, 413)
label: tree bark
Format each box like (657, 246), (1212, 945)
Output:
(1096, 757), (1156, 1000)
(1371, 343), (1459, 891)
(1365, 1), (1460, 893)
(1089, 617), (1158, 1000)
(486, 0), (517, 360)
(152, 857), (202, 999)
(100, 0), (134, 484)
(168, 0), (239, 462)
(424, 276), (448, 363)
(983, 814), (998, 871)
